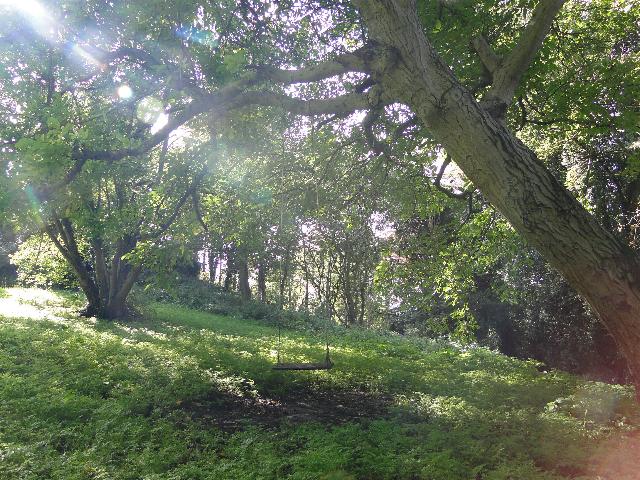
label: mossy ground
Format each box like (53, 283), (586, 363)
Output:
(1, 287), (639, 479)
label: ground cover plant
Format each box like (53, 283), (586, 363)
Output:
(1, 287), (639, 480)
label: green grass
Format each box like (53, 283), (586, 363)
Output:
(1, 287), (639, 479)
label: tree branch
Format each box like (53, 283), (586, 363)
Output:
(482, 0), (567, 118)
(40, 48), (381, 197)
(192, 192), (209, 233)
(141, 167), (208, 242)
(231, 90), (372, 116)
(433, 155), (473, 200)
(471, 35), (501, 75)
(255, 48), (369, 84)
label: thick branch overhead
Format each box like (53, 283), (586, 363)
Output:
(482, 0), (567, 117)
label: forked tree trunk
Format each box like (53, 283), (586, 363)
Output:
(357, 0), (640, 398)
(81, 255), (141, 319)
(46, 221), (143, 319)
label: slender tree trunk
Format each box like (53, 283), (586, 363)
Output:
(223, 247), (236, 292)
(279, 243), (291, 304)
(208, 245), (217, 283)
(358, 283), (366, 326)
(358, 0), (640, 397)
(341, 253), (357, 326)
(325, 256), (333, 321)
(257, 262), (267, 303)
(217, 252), (224, 285)
(238, 258), (251, 300)
(302, 237), (310, 309)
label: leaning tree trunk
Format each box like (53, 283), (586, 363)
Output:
(357, 0), (640, 398)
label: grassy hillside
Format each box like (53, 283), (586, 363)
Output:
(1, 287), (639, 479)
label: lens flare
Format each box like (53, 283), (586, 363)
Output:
(0, 0), (47, 18)
(150, 113), (169, 134)
(0, 0), (59, 42)
(72, 44), (102, 67)
(24, 184), (43, 224)
(117, 85), (133, 100)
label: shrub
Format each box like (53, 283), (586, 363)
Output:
(137, 277), (327, 331)
(10, 234), (79, 289)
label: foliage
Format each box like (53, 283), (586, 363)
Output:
(1, 288), (640, 479)
(10, 234), (78, 289)
(137, 277), (326, 331)
(0, 224), (17, 285)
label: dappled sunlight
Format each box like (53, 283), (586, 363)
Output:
(110, 323), (169, 342)
(0, 287), (70, 322)
(0, 0), (638, 475)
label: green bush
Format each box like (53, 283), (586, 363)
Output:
(10, 235), (78, 289)
(138, 278), (325, 331)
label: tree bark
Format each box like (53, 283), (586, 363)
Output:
(238, 258), (251, 300)
(223, 246), (236, 292)
(356, 0), (640, 397)
(257, 262), (267, 303)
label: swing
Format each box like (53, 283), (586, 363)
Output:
(272, 122), (333, 372)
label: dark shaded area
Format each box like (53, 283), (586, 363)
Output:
(0, 225), (17, 285)
(471, 261), (630, 385)
(176, 387), (393, 431)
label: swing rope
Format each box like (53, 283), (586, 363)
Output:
(272, 119), (333, 371)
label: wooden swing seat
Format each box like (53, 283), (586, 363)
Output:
(272, 361), (333, 371)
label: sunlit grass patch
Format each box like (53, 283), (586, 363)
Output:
(0, 287), (83, 324)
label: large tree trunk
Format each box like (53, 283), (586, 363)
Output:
(357, 0), (640, 397)
(46, 219), (143, 319)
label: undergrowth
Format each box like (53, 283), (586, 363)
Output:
(1, 287), (639, 479)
